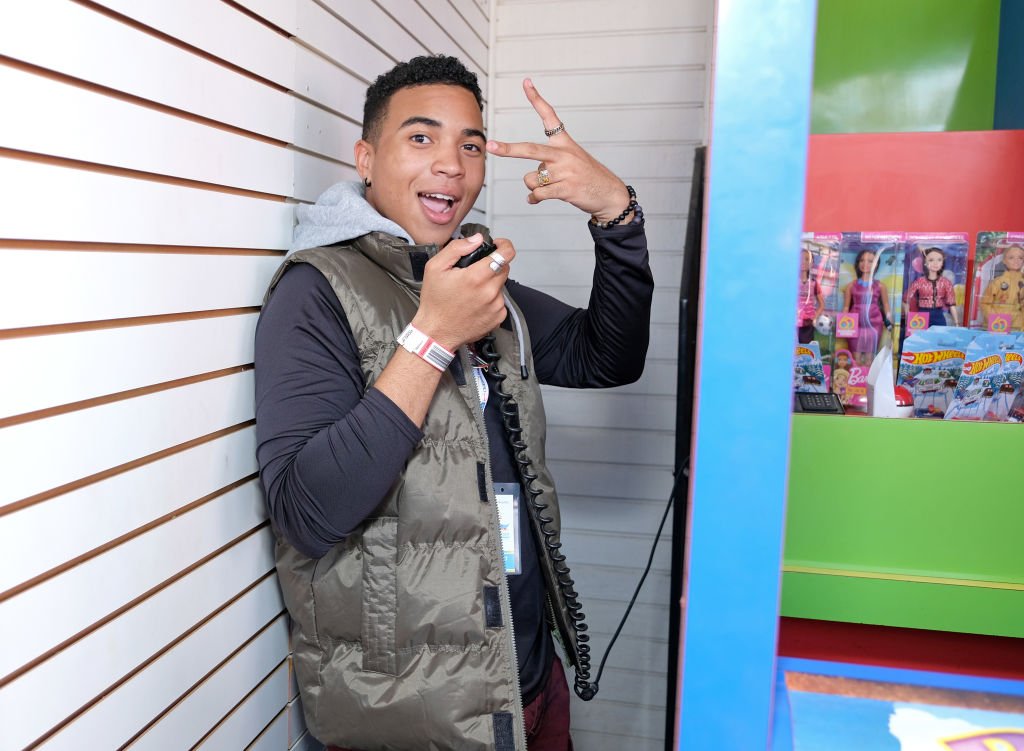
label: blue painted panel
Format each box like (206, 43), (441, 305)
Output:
(996, 0), (1024, 129)
(676, 0), (817, 747)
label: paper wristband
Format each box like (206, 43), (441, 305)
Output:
(396, 324), (454, 371)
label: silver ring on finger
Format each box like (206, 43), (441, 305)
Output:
(544, 121), (565, 137)
(488, 252), (507, 274)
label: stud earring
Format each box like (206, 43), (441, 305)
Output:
(363, 177), (372, 188)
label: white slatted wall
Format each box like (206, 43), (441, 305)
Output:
(0, 1), (489, 748)
(489, 2), (711, 749)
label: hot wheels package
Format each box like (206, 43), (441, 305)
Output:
(970, 232), (1024, 333)
(793, 340), (827, 394)
(944, 333), (1009, 421)
(896, 326), (970, 419)
(989, 335), (1023, 421)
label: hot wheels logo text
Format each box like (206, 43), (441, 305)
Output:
(1007, 352), (1024, 365)
(901, 349), (965, 365)
(963, 355), (1002, 374)
(795, 347), (814, 358)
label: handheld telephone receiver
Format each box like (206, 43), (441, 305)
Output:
(454, 239), (497, 268)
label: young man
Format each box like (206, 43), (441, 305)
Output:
(255, 55), (653, 750)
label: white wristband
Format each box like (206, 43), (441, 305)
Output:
(396, 324), (455, 371)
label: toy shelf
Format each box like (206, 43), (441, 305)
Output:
(781, 129), (1024, 638)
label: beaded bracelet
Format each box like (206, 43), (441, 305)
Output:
(590, 185), (639, 229)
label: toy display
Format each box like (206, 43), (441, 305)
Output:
(793, 340), (827, 394)
(796, 248), (825, 344)
(901, 233), (967, 331)
(970, 232), (1024, 332)
(838, 233), (905, 368)
(895, 326), (970, 418)
(799, 233), (842, 368)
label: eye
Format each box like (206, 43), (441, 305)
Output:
(462, 142), (482, 154)
(410, 133), (431, 144)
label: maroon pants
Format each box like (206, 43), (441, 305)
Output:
(327, 657), (572, 750)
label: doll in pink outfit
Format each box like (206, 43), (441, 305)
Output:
(796, 249), (825, 344)
(843, 250), (892, 366)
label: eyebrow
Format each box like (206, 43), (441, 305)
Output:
(399, 116), (485, 140)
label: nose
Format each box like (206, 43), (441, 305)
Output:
(432, 141), (465, 178)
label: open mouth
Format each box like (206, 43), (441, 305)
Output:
(419, 192), (457, 222)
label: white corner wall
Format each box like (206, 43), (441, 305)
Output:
(488, 1), (712, 748)
(0, 1), (488, 748)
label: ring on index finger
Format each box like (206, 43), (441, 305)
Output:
(544, 121), (565, 137)
(537, 166), (552, 186)
(488, 251), (507, 273)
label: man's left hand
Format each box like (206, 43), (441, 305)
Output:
(486, 78), (631, 225)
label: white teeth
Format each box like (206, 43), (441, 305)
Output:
(422, 192), (455, 201)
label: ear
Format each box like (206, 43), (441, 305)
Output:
(354, 139), (374, 183)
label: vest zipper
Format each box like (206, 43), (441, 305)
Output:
(461, 344), (527, 750)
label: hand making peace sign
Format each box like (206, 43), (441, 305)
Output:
(486, 79), (635, 226)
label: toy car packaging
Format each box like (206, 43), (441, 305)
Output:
(989, 335), (1024, 421)
(970, 232), (1024, 333)
(837, 232), (906, 370)
(944, 333), (1007, 422)
(896, 326), (970, 418)
(793, 340), (827, 394)
(901, 232), (969, 331)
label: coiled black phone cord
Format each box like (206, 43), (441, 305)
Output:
(477, 333), (597, 700)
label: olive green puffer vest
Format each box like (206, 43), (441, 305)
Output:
(265, 228), (581, 751)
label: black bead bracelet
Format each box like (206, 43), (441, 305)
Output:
(590, 184), (639, 228)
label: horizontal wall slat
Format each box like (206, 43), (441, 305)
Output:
(490, 217), (687, 252)
(497, 0), (710, 34)
(448, 0), (490, 42)
(559, 494), (675, 536)
(491, 142), (698, 182)
(287, 694), (309, 748)
(0, 530), (275, 750)
(596, 361), (677, 397)
(571, 565), (671, 609)
(407, 0), (489, 74)
(583, 599), (671, 650)
(529, 284), (678, 324)
(0, 159), (293, 248)
(0, 480), (267, 681)
(293, 43), (367, 122)
(194, 660), (290, 751)
(496, 30), (705, 72)
(0, 427), (257, 595)
(506, 248), (682, 292)
(494, 69), (705, 110)
(374, 0), (487, 90)
(571, 700), (664, 743)
(293, 150), (358, 203)
(0, 66), (293, 196)
(127, 615), (289, 751)
(39, 576), (284, 750)
(548, 459), (672, 502)
(228, 0), (298, 34)
(0, 314), (258, 418)
(91, 0), (295, 91)
(292, 98), (362, 163)
(561, 529), (672, 572)
(248, 707), (289, 751)
(0, 251), (280, 329)
(495, 106), (704, 144)
(543, 390), (676, 432)
(572, 729), (663, 751)
(0, 0), (293, 142)
(547, 426), (674, 466)
(0, 370), (254, 507)
(295, 0), (403, 81)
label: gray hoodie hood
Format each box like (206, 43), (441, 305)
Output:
(290, 180), (411, 255)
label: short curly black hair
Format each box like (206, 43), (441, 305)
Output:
(362, 55), (483, 143)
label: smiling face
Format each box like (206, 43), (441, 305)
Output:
(355, 84), (485, 247)
(857, 251), (876, 277)
(1004, 246), (1024, 272)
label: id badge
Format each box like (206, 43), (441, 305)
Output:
(494, 483), (521, 575)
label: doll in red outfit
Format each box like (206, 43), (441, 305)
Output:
(904, 246), (960, 327)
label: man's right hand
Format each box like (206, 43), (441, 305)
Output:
(412, 233), (516, 350)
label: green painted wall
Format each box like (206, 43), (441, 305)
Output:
(812, 0), (1001, 134)
(782, 414), (1024, 637)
